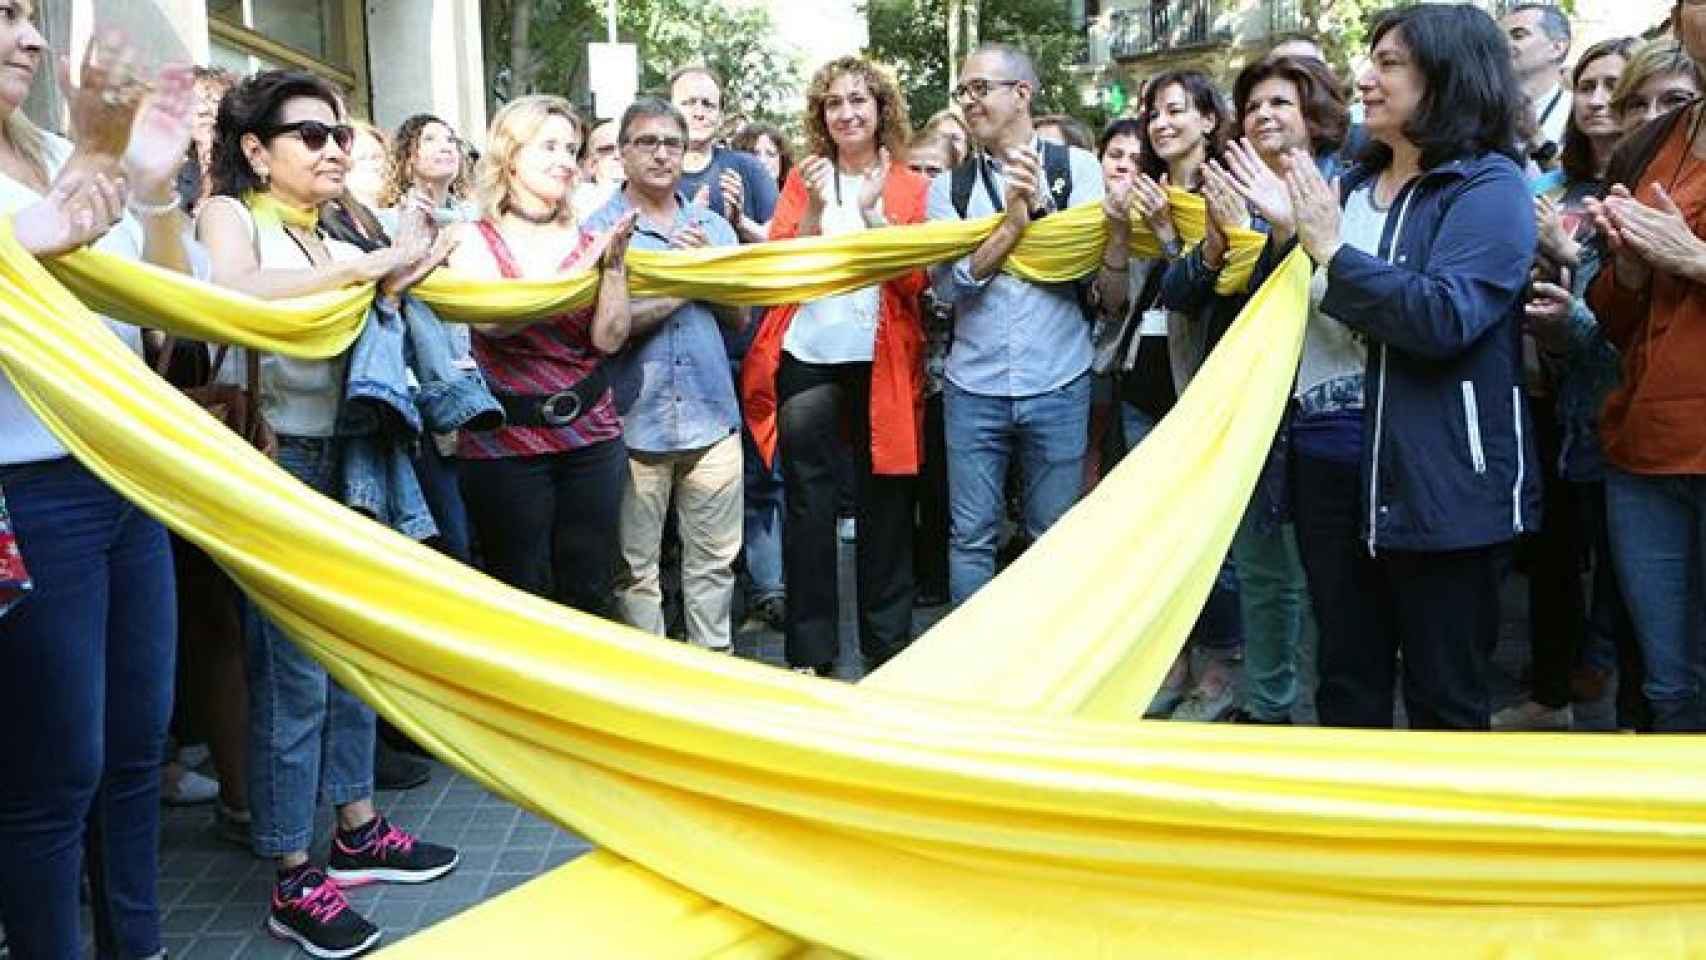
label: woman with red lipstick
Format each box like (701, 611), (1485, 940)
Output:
(741, 56), (929, 676)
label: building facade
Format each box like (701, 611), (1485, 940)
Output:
(29, 0), (487, 145)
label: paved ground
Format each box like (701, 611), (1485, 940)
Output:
(46, 540), (1607, 958)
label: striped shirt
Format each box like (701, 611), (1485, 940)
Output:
(457, 220), (623, 459)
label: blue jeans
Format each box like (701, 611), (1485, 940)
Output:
(247, 437), (376, 856)
(741, 423), (785, 602)
(1231, 512), (1315, 721)
(945, 375), (1090, 604)
(413, 440), (472, 562)
(1605, 467), (1706, 732)
(0, 458), (176, 959)
(1123, 403), (1243, 656)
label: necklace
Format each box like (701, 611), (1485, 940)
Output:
(504, 199), (561, 224)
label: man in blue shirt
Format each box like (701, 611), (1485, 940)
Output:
(669, 65), (778, 244)
(586, 97), (746, 652)
(927, 44), (1106, 604)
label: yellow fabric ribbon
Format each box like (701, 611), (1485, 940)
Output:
(42, 191), (1265, 358)
(243, 189), (320, 230)
(6, 213), (1706, 957)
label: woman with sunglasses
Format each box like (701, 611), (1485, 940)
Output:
(197, 68), (460, 958)
(0, 18), (202, 957)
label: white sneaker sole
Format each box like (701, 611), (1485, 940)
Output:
(327, 854), (459, 886)
(265, 917), (381, 959)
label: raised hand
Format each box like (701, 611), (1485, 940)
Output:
(1102, 174), (1134, 224)
(1607, 182), (1704, 280)
(124, 64), (195, 203)
(1284, 148), (1342, 265)
(1002, 146), (1043, 226)
(1219, 138), (1293, 238)
(719, 168), (745, 223)
(669, 221), (711, 249)
(1131, 172), (1176, 247)
(60, 32), (147, 164)
(858, 147), (891, 226)
(602, 210), (638, 270)
(13, 168), (127, 257)
(800, 155), (836, 212)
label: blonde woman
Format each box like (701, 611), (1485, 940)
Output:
(447, 94), (636, 615)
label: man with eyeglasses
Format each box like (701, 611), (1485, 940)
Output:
(668, 64), (777, 244)
(926, 43), (1105, 605)
(585, 97), (748, 653)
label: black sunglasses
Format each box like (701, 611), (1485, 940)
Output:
(263, 120), (355, 154)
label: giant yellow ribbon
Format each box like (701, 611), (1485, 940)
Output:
(3, 208), (1702, 958)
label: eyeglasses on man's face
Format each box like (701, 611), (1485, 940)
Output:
(675, 96), (720, 112)
(625, 134), (687, 155)
(951, 78), (1020, 105)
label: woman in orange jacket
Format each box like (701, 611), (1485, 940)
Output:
(739, 55), (929, 675)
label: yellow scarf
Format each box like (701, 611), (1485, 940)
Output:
(242, 190), (320, 231)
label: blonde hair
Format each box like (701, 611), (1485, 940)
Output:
(474, 94), (585, 222)
(4, 110), (52, 187)
(1611, 38), (1705, 115)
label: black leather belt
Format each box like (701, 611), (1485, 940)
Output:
(493, 368), (608, 428)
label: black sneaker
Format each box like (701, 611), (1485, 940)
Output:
(266, 867), (380, 959)
(327, 816), (459, 886)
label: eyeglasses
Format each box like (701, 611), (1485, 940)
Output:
(625, 134), (687, 155)
(264, 120), (355, 154)
(951, 78), (1020, 105)
(908, 161), (945, 178)
(675, 96), (720, 111)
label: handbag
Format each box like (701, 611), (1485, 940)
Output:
(153, 335), (278, 458)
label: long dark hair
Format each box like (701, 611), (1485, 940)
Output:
(209, 70), (345, 198)
(1359, 4), (1525, 172)
(1560, 38), (1641, 183)
(1233, 55), (1350, 158)
(1137, 69), (1231, 181)
(731, 122), (795, 188)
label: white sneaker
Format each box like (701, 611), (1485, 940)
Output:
(1491, 701), (1573, 731)
(838, 517), (856, 542)
(161, 768), (220, 806)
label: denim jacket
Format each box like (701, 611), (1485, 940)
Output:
(339, 295), (502, 539)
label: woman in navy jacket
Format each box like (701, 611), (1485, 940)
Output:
(1277, 3), (1543, 729)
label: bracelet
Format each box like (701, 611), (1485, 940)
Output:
(128, 193), (181, 219)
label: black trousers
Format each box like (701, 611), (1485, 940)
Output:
(777, 354), (916, 671)
(1293, 451), (1506, 730)
(914, 392), (950, 600)
(1522, 402), (1587, 708)
(459, 438), (627, 619)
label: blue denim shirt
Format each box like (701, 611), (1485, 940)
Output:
(925, 138), (1105, 398)
(585, 189), (741, 454)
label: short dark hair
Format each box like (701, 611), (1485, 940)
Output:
(209, 69), (345, 198)
(619, 96), (689, 144)
(1559, 35), (1638, 182)
(1098, 116), (1145, 158)
(1233, 54), (1351, 158)
(1035, 113), (1095, 151)
(1508, 2), (1572, 51)
(1137, 69), (1232, 181)
(1360, 5), (1525, 172)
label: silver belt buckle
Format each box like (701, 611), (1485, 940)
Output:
(539, 390), (582, 426)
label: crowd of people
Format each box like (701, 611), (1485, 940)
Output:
(3, 0), (1706, 956)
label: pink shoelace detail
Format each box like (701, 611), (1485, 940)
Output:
(368, 821), (417, 859)
(282, 877), (349, 923)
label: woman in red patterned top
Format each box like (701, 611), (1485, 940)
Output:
(448, 94), (636, 615)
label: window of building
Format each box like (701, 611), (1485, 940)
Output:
(206, 0), (370, 116)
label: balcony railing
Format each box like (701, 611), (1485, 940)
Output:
(1108, 0), (1224, 59)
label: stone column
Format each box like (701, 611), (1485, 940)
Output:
(365, 0), (488, 145)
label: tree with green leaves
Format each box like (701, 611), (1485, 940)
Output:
(865, 0), (1102, 130)
(481, 0), (802, 128)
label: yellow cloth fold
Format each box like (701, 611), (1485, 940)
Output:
(7, 212), (1706, 958)
(40, 191), (1263, 359)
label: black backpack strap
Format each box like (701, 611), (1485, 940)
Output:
(951, 156), (977, 220)
(1040, 139), (1073, 215)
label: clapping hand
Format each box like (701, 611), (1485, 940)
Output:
(1283, 148), (1342, 265)
(14, 168), (127, 257)
(719, 168), (745, 224)
(602, 210), (638, 270)
(61, 32), (147, 166)
(1524, 266), (1575, 353)
(800, 155), (836, 213)
(1131, 172), (1176, 248)
(1200, 161), (1249, 268)
(1002, 146), (1043, 229)
(1602, 182), (1703, 280)
(124, 64), (195, 206)
(1217, 138), (1293, 240)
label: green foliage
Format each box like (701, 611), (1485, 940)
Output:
(483, 0), (801, 127)
(865, 0), (1099, 131)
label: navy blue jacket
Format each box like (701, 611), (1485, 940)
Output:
(1320, 151), (1542, 553)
